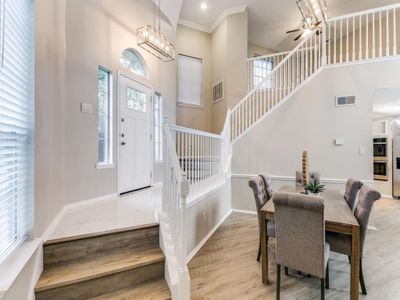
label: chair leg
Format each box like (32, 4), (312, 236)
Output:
(284, 266), (289, 276)
(360, 259), (367, 295)
(320, 278), (325, 300)
(257, 237), (261, 262)
(325, 261), (330, 289)
(276, 264), (281, 300)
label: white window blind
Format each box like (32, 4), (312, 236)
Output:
(178, 54), (202, 106)
(0, 0), (34, 263)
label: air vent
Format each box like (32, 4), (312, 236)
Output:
(212, 80), (224, 103)
(336, 95), (356, 106)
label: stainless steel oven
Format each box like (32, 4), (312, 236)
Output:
(374, 160), (388, 181)
(373, 137), (388, 160)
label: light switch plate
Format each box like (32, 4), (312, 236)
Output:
(335, 138), (344, 146)
(81, 102), (93, 114)
(359, 147), (366, 156)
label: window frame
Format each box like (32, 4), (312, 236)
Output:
(252, 55), (274, 90)
(177, 54), (203, 107)
(120, 48), (147, 78)
(96, 66), (114, 169)
(154, 92), (163, 163)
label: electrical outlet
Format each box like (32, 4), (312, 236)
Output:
(81, 102), (93, 114)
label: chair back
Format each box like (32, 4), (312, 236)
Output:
(354, 185), (381, 253)
(273, 192), (326, 278)
(248, 174), (273, 212)
(344, 178), (363, 211)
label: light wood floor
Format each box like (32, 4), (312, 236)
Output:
(189, 198), (400, 300)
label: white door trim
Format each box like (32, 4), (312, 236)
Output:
(117, 71), (154, 195)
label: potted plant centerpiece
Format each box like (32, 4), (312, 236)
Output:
(306, 181), (325, 196)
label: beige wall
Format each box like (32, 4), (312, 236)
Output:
(35, 0), (67, 236)
(211, 11), (248, 133)
(176, 11), (249, 134)
(64, 0), (177, 202)
(176, 25), (212, 132)
(248, 42), (276, 58)
(211, 19), (228, 134)
(225, 12), (249, 110)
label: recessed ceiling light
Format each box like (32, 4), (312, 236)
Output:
(201, 2), (207, 10)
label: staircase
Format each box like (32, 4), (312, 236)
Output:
(230, 3), (400, 142)
(35, 224), (171, 300)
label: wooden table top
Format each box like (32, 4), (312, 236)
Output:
(261, 185), (359, 230)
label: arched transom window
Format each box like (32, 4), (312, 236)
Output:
(120, 49), (147, 78)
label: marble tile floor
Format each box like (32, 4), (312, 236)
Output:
(49, 185), (162, 241)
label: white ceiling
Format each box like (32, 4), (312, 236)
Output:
(373, 88), (400, 117)
(180, 0), (400, 51)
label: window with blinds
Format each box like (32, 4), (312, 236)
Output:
(178, 54), (202, 106)
(0, 0), (35, 263)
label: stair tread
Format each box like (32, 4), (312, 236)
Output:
(87, 278), (171, 300)
(45, 223), (159, 246)
(35, 247), (165, 292)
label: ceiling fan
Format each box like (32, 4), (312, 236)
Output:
(286, 0), (327, 41)
(286, 20), (322, 41)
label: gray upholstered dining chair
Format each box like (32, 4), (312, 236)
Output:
(295, 171), (321, 186)
(326, 184), (381, 295)
(344, 178), (363, 211)
(273, 192), (330, 300)
(248, 174), (275, 262)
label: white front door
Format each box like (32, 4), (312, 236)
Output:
(118, 74), (152, 194)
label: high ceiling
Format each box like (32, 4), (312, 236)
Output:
(180, 0), (400, 51)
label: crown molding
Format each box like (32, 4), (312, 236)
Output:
(178, 5), (248, 35)
(178, 18), (211, 33)
(210, 5), (247, 32)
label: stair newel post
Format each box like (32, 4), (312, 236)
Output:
(322, 26), (327, 66)
(177, 174), (190, 300)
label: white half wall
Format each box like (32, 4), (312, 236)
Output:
(231, 60), (400, 211)
(186, 181), (231, 259)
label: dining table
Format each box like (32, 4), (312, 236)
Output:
(260, 185), (360, 300)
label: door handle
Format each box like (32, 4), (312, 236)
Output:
(121, 141), (126, 146)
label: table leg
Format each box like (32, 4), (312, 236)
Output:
(350, 225), (360, 300)
(261, 211), (269, 284)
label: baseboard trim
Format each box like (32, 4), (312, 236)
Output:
(186, 209), (232, 264)
(65, 193), (118, 212)
(382, 194), (394, 199)
(231, 208), (257, 215)
(231, 173), (373, 185)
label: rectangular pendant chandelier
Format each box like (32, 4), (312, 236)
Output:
(137, 25), (175, 62)
(297, 0), (327, 28)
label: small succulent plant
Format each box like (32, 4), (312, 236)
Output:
(306, 181), (325, 194)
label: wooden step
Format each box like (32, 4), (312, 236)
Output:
(35, 248), (165, 300)
(43, 223), (159, 268)
(88, 278), (171, 300)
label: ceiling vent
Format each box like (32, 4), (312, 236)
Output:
(336, 95), (356, 107)
(212, 80), (224, 104)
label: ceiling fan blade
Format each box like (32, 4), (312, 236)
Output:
(314, 21), (322, 27)
(294, 33), (303, 41)
(286, 28), (301, 34)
